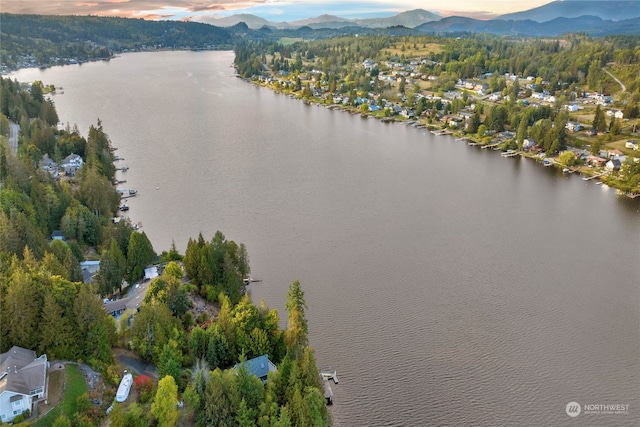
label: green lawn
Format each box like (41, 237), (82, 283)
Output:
(34, 364), (87, 426)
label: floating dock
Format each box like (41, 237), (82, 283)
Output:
(320, 370), (339, 384)
(501, 150), (520, 157)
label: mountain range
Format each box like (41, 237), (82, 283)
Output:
(201, 1), (640, 33)
(202, 9), (441, 30)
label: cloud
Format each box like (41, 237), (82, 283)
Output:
(1, 1), (275, 17)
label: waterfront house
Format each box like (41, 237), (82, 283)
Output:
(234, 355), (277, 384)
(39, 155), (58, 176)
(523, 139), (537, 149)
(606, 159), (622, 171)
(0, 347), (48, 424)
(61, 153), (83, 176)
(587, 156), (607, 167)
(607, 149), (624, 159)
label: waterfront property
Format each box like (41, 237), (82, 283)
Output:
(234, 355), (277, 384)
(0, 347), (48, 423)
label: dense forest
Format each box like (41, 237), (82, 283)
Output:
(0, 13), (234, 69)
(0, 77), (330, 426)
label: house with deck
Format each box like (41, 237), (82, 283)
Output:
(0, 347), (48, 423)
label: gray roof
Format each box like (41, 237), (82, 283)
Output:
(0, 346), (47, 396)
(104, 298), (130, 315)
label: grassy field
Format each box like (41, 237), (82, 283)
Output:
(386, 42), (442, 57)
(34, 365), (87, 426)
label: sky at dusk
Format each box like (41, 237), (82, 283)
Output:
(2, 0), (556, 22)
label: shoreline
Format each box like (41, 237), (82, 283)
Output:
(242, 76), (640, 198)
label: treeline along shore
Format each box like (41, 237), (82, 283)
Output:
(0, 76), (332, 426)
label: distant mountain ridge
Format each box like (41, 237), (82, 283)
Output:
(497, 0), (640, 22)
(414, 14), (640, 36)
(203, 9), (440, 29)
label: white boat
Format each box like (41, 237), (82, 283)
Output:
(128, 189), (137, 196)
(115, 372), (133, 402)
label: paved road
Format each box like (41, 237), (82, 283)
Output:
(8, 121), (20, 156)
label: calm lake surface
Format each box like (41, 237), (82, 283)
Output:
(15, 51), (640, 426)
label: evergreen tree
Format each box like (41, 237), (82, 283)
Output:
(127, 231), (156, 282)
(593, 105), (607, 133)
(285, 280), (308, 359)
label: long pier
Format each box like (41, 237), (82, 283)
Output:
(582, 172), (607, 181)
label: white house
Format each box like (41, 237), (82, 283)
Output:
(564, 104), (579, 112)
(0, 347), (48, 423)
(606, 109), (623, 118)
(61, 153), (83, 169)
(625, 140), (639, 150)
(606, 159), (622, 171)
(61, 153), (83, 175)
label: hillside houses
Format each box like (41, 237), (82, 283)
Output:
(39, 153), (84, 177)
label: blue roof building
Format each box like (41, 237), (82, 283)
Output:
(234, 355), (277, 383)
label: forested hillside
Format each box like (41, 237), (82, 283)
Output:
(0, 78), (330, 426)
(0, 13), (234, 69)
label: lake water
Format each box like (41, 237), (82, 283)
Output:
(14, 51), (640, 426)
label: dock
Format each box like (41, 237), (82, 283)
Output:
(482, 142), (501, 150)
(582, 172), (607, 181)
(430, 130), (452, 136)
(319, 369), (338, 405)
(501, 150), (520, 157)
(320, 370), (339, 384)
